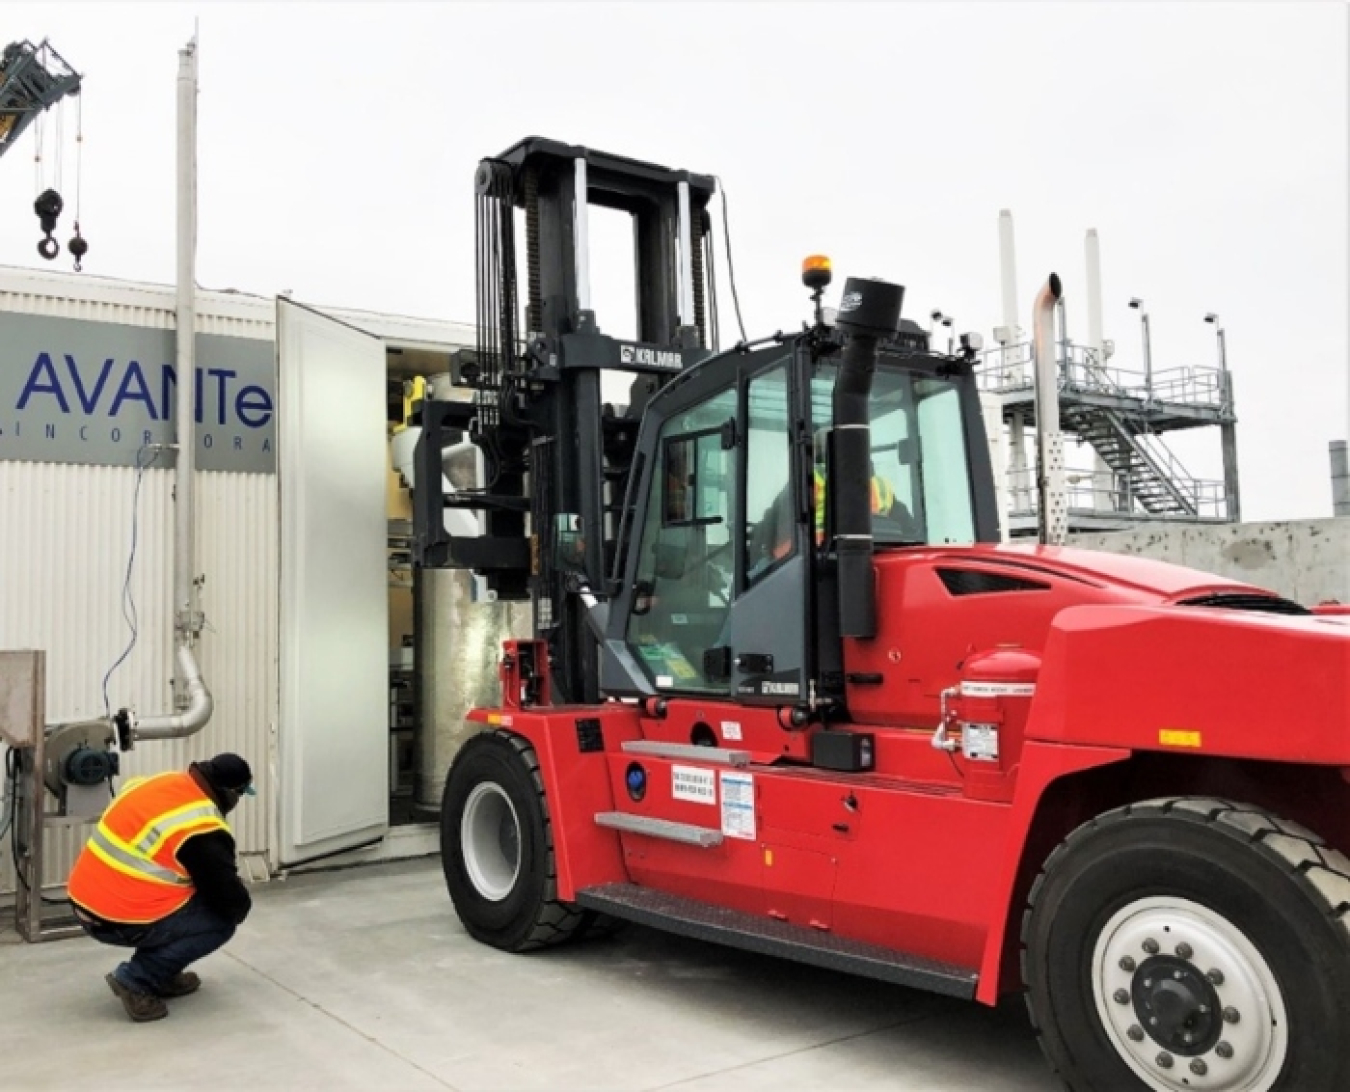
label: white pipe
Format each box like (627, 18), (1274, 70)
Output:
(1084, 229), (1105, 379)
(573, 157), (591, 313)
(133, 644), (214, 741)
(677, 180), (694, 329)
(1033, 274), (1066, 545)
(129, 37), (213, 742)
(998, 210), (1021, 340)
(174, 39), (199, 652)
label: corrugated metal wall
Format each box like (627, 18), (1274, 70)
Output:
(0, 267), (476, 897)
(1, 271), (279, 895)
(0, 463), (278, 893)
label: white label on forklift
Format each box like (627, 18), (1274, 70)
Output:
(720, 721), (743, 741)
(720, 771), (756, 840)
(962, 723), (1000, 761)
(656, 675), (674, 688)
(961, 681), (1035, 698)
(672, 765), (716, 805)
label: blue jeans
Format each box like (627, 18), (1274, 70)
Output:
(80, 895), (236, 995)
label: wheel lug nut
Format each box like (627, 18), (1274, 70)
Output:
(1128, 1025), (1145, 1042)
(1223, 1007), (1241, 1024)
(1156, 1052), (1174, 1069)
(1149, 1017), (1159, 1026)
(1119, 956), (1137, 972)
(1216, 1041), (1234, 1059)
(1191, 1059), (1209, 1076)
(1172, 970), (1183, 980)
(1198, 1004), (1209, 1015)
(1143, 938), (1160, 954)
(1176, 942), (1193, 959)
(1144, 978), (1153, 988)
(1114, 989), (1130, 1005)
(1207, 968), (1225, 985)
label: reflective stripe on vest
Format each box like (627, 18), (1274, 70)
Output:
(130, 801), (226, 859)
(86, 826), (191, 887)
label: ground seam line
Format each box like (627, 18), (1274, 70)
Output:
(223, 949), (462, 1091)
(642, 1005), (946, 1091)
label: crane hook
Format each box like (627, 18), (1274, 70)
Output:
(34, 188), (64, 261)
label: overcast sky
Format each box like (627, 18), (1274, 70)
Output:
(1, 1), (1345, 521)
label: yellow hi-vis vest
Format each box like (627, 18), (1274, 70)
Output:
(813, 468), (896, 538)
(68, 771), (229, 924)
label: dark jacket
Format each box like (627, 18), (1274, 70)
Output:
(177, 829), (251, 924)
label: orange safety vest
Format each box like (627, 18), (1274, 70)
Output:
(68, 771), (230, 925)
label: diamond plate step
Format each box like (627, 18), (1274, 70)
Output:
(574, 882), (978, 999)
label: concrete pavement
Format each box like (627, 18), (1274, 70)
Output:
(1, 858), (1056, 1091)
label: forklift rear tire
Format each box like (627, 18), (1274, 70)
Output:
(1022, 797), (1350, 1092)
(440, 729), (585, 951)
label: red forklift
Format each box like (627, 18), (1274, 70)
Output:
(412, 138), (1350, 1092)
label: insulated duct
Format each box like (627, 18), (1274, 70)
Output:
(831, 276), (905, 639)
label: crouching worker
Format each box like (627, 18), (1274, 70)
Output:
(67, 753), (255, 1022)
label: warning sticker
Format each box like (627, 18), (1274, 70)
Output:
(719, 771), (755, 840)
(672, 765), (716, 805)
(720, 720), (743, 741)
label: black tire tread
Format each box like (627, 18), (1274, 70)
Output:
(459, 729), (585, 951)
(1020, 795), (1350, 1087)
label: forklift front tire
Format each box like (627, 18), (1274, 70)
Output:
(439, 729), (585, 951)
(1022, 797), (1350, 1092)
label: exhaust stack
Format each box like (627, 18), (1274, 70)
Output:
(1033, 274), (1066, 544)
(831, 276), (905, 639)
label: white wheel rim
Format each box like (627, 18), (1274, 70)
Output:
(461, 782), (522, 902)
(1092, 896), (1289, 1091)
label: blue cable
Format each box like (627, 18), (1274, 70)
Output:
(101, 444), (158, 718)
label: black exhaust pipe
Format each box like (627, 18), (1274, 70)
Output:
(831, 276), (905, 639)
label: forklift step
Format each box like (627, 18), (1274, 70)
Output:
(573, 883), (979, 1000)
(594, 812), (724, 847)
(621, 740), (751, 767)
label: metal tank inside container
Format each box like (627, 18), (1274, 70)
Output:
(412, 374), (534, 814)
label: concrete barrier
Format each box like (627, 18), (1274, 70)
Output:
(1068, 518), (1350, 607)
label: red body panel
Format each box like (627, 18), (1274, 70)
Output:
(468, 544), (1350, 1002)
(1030, 605), (1350, 761)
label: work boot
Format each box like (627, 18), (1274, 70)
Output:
(105, 972), (168, 1022)
(154, 971), (201, 998)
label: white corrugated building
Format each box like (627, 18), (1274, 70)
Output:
(1, 264), (478, 895)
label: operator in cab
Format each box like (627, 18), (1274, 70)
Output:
(67, 753), (256, 1023)
(750, 460), (905, 578)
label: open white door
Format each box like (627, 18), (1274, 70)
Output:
(278, 299), (389, 865)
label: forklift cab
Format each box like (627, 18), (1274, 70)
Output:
(600, 332), (1000, 706)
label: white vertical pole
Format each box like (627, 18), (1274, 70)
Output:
(175, 38), (199, 655)
(677, 180), (694, 330)
(573, 157), (591, 313)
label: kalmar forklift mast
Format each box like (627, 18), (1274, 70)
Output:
(413, 137), (717, 704)
(414, 138), (1350, 1092)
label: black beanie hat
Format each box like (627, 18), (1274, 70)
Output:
(197, 753), (256, 795)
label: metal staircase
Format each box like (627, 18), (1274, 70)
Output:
(976, 338), (1238, 535)
(1063, 406), (1196, 517)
